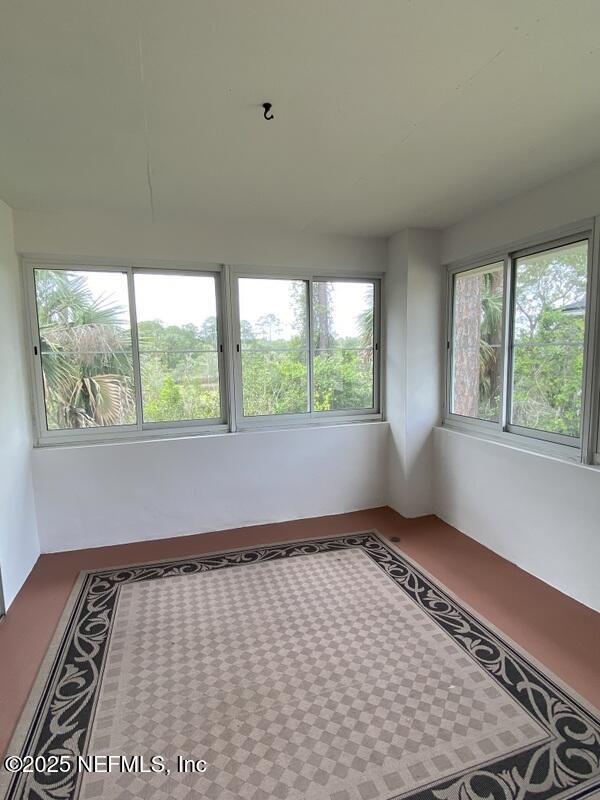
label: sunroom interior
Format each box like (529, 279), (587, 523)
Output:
(1, 3), (599, 799)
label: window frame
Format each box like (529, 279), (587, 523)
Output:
(24, 258), (229, 446)
(131, 267), (229, 432)
(443, 218), (600, 465)
(229, 267), (382, 431)
(24, 258), (383, 446)
(447, 259), (507, 430)
(591, 221), (600, 465)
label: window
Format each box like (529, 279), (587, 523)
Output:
(509, 240), (588, 439)
(134, 272), (223, 424)
(313, 280), (376, 412)
(237, 278), (309, 417)
(446, 226), (597, 460)
(450, 263), (504, 421)
(28, 263), (381, 443)
(33, 268), (136, 431)
(29, 265), (226, 442)
(233, 274), (380, 423)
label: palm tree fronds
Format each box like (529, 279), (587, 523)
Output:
(36, 270), (135, 429)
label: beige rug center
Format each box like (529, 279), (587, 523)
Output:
(80, 549), (546, 800)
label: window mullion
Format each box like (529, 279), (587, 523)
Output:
(308, 278), (314, 415)
(500, 254), (513, 431)
(213, 269), (227, 428)
(126, 267), (144, 431)
(222, 266), (239, 433)
(445, 271), (454, 419)
(373, 278), (381, 413)
(26, 264), (50, 440)
(581, 224), (600, 463)
(230, 272), (245, 427)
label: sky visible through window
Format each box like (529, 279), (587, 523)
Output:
(84, 272), (368, 337)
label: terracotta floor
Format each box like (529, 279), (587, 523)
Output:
(1, 506), (599, 757)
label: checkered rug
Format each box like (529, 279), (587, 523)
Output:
(2, 533), (599, 800)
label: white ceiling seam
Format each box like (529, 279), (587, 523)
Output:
(137, 19), (155, 223)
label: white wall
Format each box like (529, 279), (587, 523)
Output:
(0, 200), (40, 608)
(13, 210), (386, 272)
(385, 229), (442, 517)
(32, 422), (388, 552)
(435, 428), (600, 611)
(442, 156), (600, 264)
(385, 232), (408, 514)
(437, 158), (600, 611)
(16, 210), (388, 553)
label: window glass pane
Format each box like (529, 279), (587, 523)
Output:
(313, 281), (375, 411)
(511, 240), (588, 437)
(451, 263), (504, 421)
(134, 273), (221, 423)
(238, 278), (309, 416)
(34, 269), (135, 430)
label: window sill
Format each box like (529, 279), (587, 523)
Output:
(439, 420), (599, 469)
(33, 416), (386, 450)
(235, 411), (382, 432)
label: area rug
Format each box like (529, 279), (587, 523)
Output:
(1, 532), (599, 800)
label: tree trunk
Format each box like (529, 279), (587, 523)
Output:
(453, 274), (481, 417)
(314, 281), (333, 350)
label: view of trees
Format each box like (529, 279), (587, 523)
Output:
(35, 270), (135, 430)
(239, 278), (308, 416)
(137, 318), (221, 423)
(312, 281), (374, 414)
(452, 264), (504, 421)
(452, 241), (587, 437)
(511, 242), (587, 437)
(35, 271), (375, 430)
(37, 251), (586, 438)
(239, 279), (374, 416)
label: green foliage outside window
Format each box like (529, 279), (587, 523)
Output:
(511, 242), (587, 437)
(35, 269), (136, 430)
(452, 241), (588, 438)
(137, 318), (221, 423)
(35, 271), (376, 430)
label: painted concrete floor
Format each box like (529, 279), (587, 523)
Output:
(1, 506), (598, 757)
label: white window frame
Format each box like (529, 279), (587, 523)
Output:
(229, 267), (382, 430)
(25, 258), (229, 446)
(592, 220), (600, 465)
(446, 259), (506, 433)
(24, 257), (383, 446)
(443, 218), (600, 466)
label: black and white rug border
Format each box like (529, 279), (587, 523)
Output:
(2, 530), (599, 800)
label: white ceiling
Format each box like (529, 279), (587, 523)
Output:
(2, 0), (600, 236)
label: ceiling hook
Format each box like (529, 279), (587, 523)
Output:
(262, 102), (274, 121)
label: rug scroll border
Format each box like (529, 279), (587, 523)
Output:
(1, 529), (598, 800)
(377, 531), (600, 722)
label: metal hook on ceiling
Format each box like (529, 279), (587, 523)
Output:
(262, 102), (274, 121)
